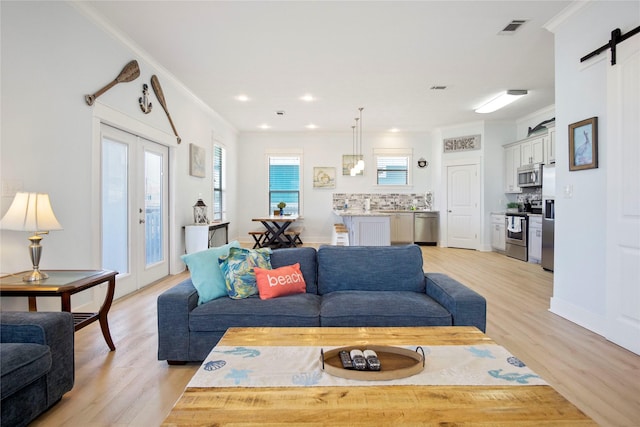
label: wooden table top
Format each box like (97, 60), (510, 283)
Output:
(162, 327), (595, 426)
(252, 214), (299, 222)
(0, 270), (116, 294)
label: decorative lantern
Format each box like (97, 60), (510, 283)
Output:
(193, 198), (208, 224)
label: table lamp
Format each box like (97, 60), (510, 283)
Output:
(0, 192), (63, 282)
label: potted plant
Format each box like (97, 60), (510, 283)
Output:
(277, 201), (286, 216)
(506, 202), (520, 213)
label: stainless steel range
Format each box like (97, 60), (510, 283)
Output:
(505, 212), (528, 261)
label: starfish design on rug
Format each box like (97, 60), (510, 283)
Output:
(467, 346), (496, 359)
(225, 368), (253, 385)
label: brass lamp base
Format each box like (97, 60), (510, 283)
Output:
(23, 232), (49, 282)
(23, 268), (49, 282)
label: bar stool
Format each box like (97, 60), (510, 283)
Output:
(331, 224), (350, 246)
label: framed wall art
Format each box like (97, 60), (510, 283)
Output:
(569, 117), (598, 171)
(189, 143), (206, 177)
(313, 167), (336, 188)
(342, 155), (363, 175)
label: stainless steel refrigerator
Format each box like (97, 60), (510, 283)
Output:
(541, 165), (555, 271)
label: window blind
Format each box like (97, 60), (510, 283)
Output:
(377, 156), (409, 185)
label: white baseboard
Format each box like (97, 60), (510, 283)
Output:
(549, 296), (607, 337)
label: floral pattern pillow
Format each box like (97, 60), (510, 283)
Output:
(218, 247), (272, 299)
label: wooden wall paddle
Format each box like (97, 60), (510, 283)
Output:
(151, 75), (181, 144)
(85, 60), (140, 106)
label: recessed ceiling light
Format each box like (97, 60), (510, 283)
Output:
(235, 94), (250, 102)
(306, 124), (318, 129)
(389, 128), (400, 133)
(300, 94), (315, 102)
(258, 124), (271, 129)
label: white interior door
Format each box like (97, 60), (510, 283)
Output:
(447, 164), (480, 250)
(606, 36), (640, 355)
(101, 124), (169, 298)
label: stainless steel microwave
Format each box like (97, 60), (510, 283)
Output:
(517, 164), (543, 188)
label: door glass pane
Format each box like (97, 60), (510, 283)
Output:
(145, 150), (163, 265)
(102, 138), (129, 274)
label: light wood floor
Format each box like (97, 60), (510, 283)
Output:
(31, 246), (639, 426)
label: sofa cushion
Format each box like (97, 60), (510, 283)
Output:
(255, 263), (306, 300)
(0, 343), (51, 400)
(270, 247), (318, 294)
(320, 290), (452, 327)
(317, 245), (425, 294)
(181, 240), (241, 304)
(189, 293), (321, 332)
(219, 247), (272, 299)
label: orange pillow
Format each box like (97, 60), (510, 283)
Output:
(254, 263), (306, 300)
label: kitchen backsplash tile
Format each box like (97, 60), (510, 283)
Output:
(333, 193), (431, 211)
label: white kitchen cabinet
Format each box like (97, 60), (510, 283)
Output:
(343, 215), (391, 246)
(390, 213), (414, 244)
(521, 135), (545, 166)
(528, 215), (542, 263)
(491, 214), (506, 252)
(545, 126), (556, 164)
(504, 143), (522, 193)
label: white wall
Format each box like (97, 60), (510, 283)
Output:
(237, 131), (435, 243)
(238, 121), (515, 249)
(547, 0), (639, 333)
(0, 2), (238, 309)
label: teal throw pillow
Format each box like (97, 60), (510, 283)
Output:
(219, 247), (272, 299)
(181, 240), (241, 305)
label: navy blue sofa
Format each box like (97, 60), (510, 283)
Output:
(157, 244), (486, 363)
(0, 311), (74, 427)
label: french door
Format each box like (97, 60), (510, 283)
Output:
(101, 124), (169, 298)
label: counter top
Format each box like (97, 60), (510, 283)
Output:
(333, 210), (390, 217)
(333, 209), (439, 216)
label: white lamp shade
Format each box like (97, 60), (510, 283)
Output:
(0, 192), (63, 232)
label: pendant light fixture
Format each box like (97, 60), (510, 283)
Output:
(356, 107), (365, 172)
(350, 124), (357, 176)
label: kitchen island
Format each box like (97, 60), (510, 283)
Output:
(333, 210), (391, 246)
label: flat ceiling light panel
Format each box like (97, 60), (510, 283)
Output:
(475, 90), (527, 114)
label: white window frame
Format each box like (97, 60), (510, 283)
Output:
(265, 149), (304, 216)
(374, 148), (413, 187)
(212, 142), (226, 221)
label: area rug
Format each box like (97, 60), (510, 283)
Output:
(188, 344), (547, 388)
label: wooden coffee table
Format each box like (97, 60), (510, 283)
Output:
(0, 270), (117, 351)
(162, 326), (595, 425)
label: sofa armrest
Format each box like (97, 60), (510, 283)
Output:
(157, 279), (199, 362)
(425, 273), (487, 332)
(0, 311), (74, 404)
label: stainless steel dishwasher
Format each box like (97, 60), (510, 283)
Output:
(414, 212), (439, 245)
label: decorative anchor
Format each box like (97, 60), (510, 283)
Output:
(139, 83), (152, 114)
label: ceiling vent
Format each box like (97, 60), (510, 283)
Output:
(499, 20), (527, 35)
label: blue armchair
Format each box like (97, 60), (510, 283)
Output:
(0, 312), (74, 427)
